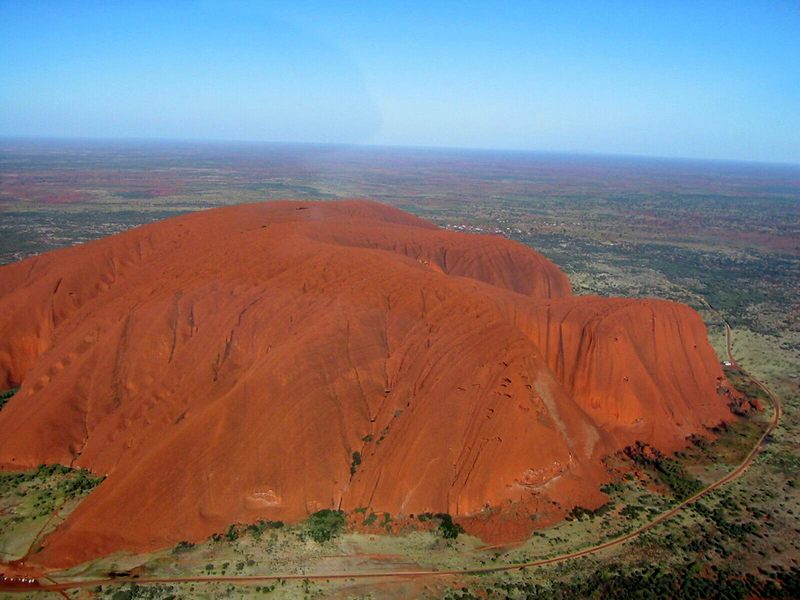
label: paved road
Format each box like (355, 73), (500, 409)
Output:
(1, 324), (783, 594)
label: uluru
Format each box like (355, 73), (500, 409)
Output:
(0, 199), (734, 568)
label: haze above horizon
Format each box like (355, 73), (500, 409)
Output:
(1, 1), (798, 165)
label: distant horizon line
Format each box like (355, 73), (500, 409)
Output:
(1, 133), (799, 170)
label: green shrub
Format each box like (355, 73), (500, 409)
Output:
(350, 451), (362, 476)
(246, 519), (284, 540)
(172, 540), (195, 554)
(567, 503), (612, 520)
(306, 509), (346, 543)
(620, 504), (645, 520)
(600, 481), (623, 494)
(0, 387), (19, 412)
(61, 468), (105, 498)
(225, 524), (239, 541)
(435, 513), (465, 539)
(625, 441), (703, 500)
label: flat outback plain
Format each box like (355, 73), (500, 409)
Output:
(0, 140), (799, 599)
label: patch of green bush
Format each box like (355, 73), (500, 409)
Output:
(444, 563), (800, 600)
(620, 504), (645, 520)
(434, 513), (464, 539)
(600, 481), (623, 494)
(566, 502), (612, 521)
(306, 509), (346, 543)
(0, 387), (19, 411)
(225, 524), (239, 541)
(625, 441), (704, 500)
(172, 540), (195, 554)
(350, 451), (362, 476)
(246, 519), (284, 540)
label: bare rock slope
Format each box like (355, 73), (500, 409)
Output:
(0, 200), (732, 567)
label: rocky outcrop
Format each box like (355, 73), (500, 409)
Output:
(0, 200), (732, 567)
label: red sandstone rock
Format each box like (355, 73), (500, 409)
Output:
(0, 200), (732, 567)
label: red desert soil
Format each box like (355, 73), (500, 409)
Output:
(0, 200), (733, 568)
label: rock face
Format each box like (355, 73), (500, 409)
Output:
(0, 200), (732, 567)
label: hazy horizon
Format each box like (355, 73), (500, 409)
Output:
(4, 135), (800, 170)
(2, 1), (799, 165)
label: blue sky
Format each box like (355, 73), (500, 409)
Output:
(1, 0), (798, 163)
